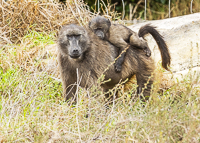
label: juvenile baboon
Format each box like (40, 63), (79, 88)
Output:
(89, 16), (151, 72)
(57, 24), (170, 102)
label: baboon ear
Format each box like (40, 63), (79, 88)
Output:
(107, 19), (111, 28)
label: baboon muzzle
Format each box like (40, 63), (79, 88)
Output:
(95, 30), (104, 39)
(69, 38), (81, 59)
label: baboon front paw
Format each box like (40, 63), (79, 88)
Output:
(115, 64), (122, 73)
(144, 48), (151, 57)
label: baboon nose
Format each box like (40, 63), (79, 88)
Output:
(70, 49), (81, 59)
(97, 35), (103, 39)
(73, 49), (79, 54)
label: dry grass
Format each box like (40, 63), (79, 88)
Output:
(0, 0), (94, 44)
(0, 0), (123, 45)
(127, 0), (200, 20)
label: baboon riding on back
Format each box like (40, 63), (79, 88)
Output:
(57, 22), (171, 102)
(89, 16), (152, 73)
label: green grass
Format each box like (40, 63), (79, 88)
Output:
(22, 31), (55, 48)
(0, 32), (200, 142)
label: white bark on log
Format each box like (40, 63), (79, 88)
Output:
(129, 13), (200, 80)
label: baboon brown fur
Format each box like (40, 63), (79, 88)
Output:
(89, 16), (151, 72)
(57, 24), (171, 102)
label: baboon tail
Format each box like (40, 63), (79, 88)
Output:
(138, 24), (171, 71)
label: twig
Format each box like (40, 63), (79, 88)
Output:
(144, 0), (146, 20)
(165, 6), (175, 18)
(100, 45), (130, 80)
(74, 0), (84, 24)
(100, 0), (108, 15)
(132, 0), (144, 18)
(76, 68), (82, 143)
(121, 0), (125, 20)
(190, 0), (194, 13)
(169, 0), (171, 18)
(97, 0), (99, 12)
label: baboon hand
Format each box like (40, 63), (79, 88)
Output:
(114, 63), (122, 73)
(144, 47), (151, 57)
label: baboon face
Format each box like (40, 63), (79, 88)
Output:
(58, 24), (89, 60)
(89, 16), (111, 39)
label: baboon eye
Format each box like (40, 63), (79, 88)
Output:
(95, 28), (103, 33)
(67, 35), (73, 40)
(74, 35), (81, 39)
(95, 28), (101, 31)
(67, 35), (81, 40)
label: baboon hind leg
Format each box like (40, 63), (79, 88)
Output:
(136, 71), (154, 101)
(129, 33), (151, 57)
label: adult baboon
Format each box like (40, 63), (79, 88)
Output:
(89, 16), (151, 72)
(57, 24), (171, 101)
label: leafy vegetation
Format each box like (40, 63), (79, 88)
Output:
(83, 0), (200, 20)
